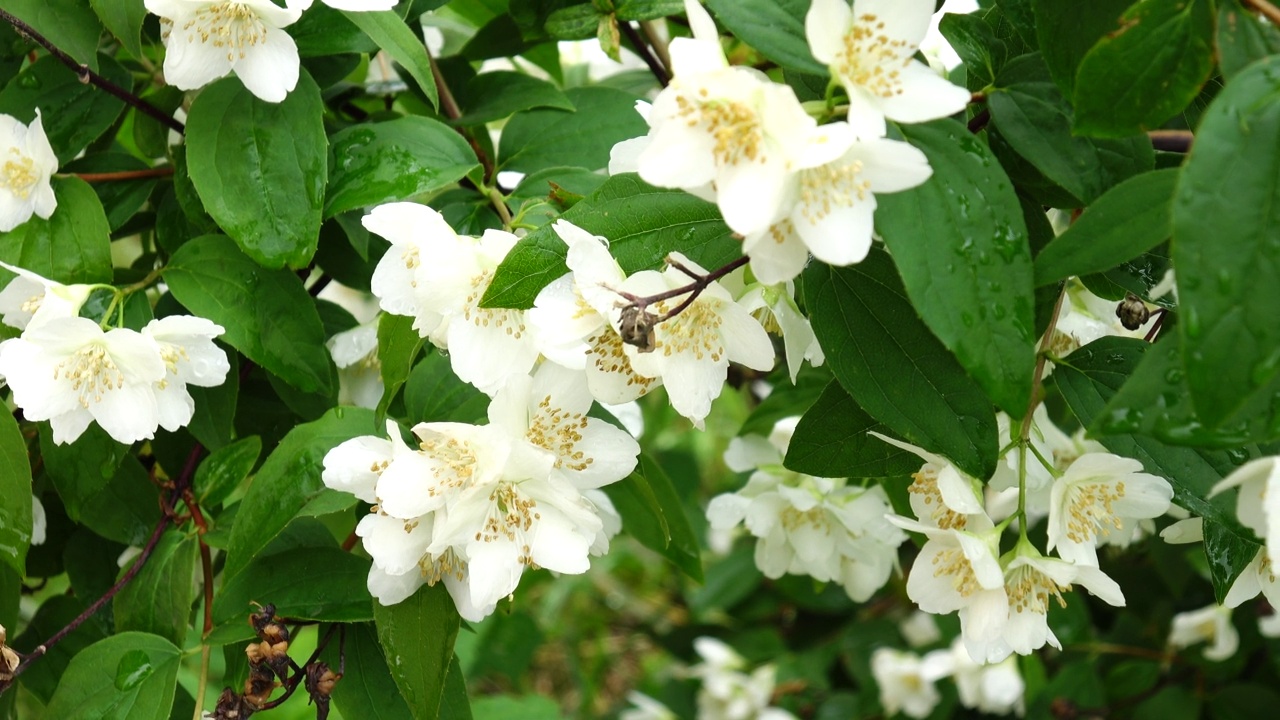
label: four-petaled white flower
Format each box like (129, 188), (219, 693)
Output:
(0, 111), (58, 232)
(143, 315), (231, 432)
(1046, 453), (1172, 566)
(0, 260), (92, 332)
(805, 0), (971, 139)
(146, 0), (304, 103)
(327, 320), (383, 409)
(871, 431), (985, 530)
(1168, 604), (1238, 662)
(870, 647), (947, 719)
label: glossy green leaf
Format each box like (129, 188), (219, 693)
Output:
(403, 351), (490, 424)
(509, 166), (609, 204)
(62, 153), (157, 233)
(1203, 519), (1261, 605)
(988, 54), (1154, 206)
(878, 119), (1036, 415)
(0, 408), (32, 575)
(166, 235), (335, 395)
(802, 250), (1000, 480)
(89, 0), (146, 57)
(112, 530), (199, 646)
(1034, 169), (1178, 286)
(738, 366), (829, 437)
(377, 312), (426, 419)
(3, 0), (102, 70)
(374, 583), (462, 720)
(215, 546), (374, 626)
(702, 0), (827, 75)
(617, 0), (684, 20)
(1031, 0), (1134, 97)
(44, 632), (181, 720)
(602, 454), (704, 581)
(1218, 0), (1280, 80)
(194, 436), (261, 508)
(1172, 55), (1280, 428)
(1072, 0), (1215, 137)
(187, 346), (240, 451)
(545, 4), (600, 40)
(498, 87), (648, 173)
(453, 71), (575, 125)
(785, 380), (923, 479)
(10, 594), (109, 705)
(0, 54), (128, 163)
(186, 72), (327, 269)
(483, 174), (739, 309)
(222, 406), (377, 579)
(938, 11), (1014, 90)
(291, 3), (378, 56)
(40, 426), (160, 546)
(333, 623), (416, 720)
(0, 177), (112, 284)
(326, 116), (480, 218)
(343, 9), (439, 108)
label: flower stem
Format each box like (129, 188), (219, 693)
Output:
(1014, 286), (1068, 532)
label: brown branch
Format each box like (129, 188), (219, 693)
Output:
(613, 255), (751, 351)
(0, 8), (185, 135)
(1244, 0), (1280, 25)
(1148, 129), (1193, 153)
(967, 108), (990, 134)
(72, 167), (176, 183)
(620, 21), (670, 87)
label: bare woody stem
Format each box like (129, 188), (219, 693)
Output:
(620, 21), (670, 87)
(1244, 0), (1280, 25)
(618, 255), (750, 323)
(71, 167), (176, 183)
(639, 21), (672, 78)
(0, 8), (185, 135)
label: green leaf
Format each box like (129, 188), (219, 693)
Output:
(0, 177), (112, 284)
(878, 119), (1036, 415)
(332, 623), (416, 720)
(44, 632), (182, 720)
(738, 366), (829, 437)
(62, 153), (157, 233)
(403, 350), (490, 424)
(1031, 0), (1134, 97)
(112, 530), (199, 646)
(453, 71), (575, 125)
(377, 312), (426, 419)
(326, 116), (480, 218)
(1172, 55), (1280, 428)
(0, 54), (129, 164)
(938, 11), (1010, 90)
(802, 250), (1000, 480)
(40, 426), (160, 546)
(498, 87), (649, 174)
(602, 455), (703, 581)
(1072, 0), (1216, 137)
(186, 72), (327, 269)
(291, 3), (378, 56)
(785, 380), (923, 479)
(509, 166), (609, 204)
(215, 546), (374, 626)
(616, 0), (684, 20)
(166, 235), (335, 395)
(483, 174), (739, 309)
(10, 594), (109, 705)
(343, 9), (439, 109)
(187, 346), (240, 451)
(1218, 0), (1280, 80)
(223, 406), (377, 579)
(1203, 519), (1260, 605)
(374, 583), (462, 720)
(3, 0), (103, 70)
(702, 0), (827, 75)
(988, 53), (1155, 206)
(194, 436), (261, 508)
(89, 0), (146, 57)
(0, 408), (32, 575)
(1033, 169), (1178, 286)
(545, 4), (600, 40)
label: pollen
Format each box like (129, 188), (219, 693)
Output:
(798, 158), (870, 225)
(929, 544), (983, 598)
(526, 395), (593, 472)
(838, 14), (912, 99)
(419, 436), (481, 494)
(1, 150), (38, 200)
(1063, 479), (1126, 544)
(675, 93), (765, 169)
(477, 483), (540, 561)
(184, 2), (271, 63)
(462, 269), (527, 337)
(1006, 564), (1070, 616)
(909, 466), (968, 531)
(651, 297), (725, 362)
(53, 343), (126, 409)
(586, 329), (658, 392)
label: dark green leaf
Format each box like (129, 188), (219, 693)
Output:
(166, 235), (335, 395)
(223, 406), (377, 579)
(803, 250), (1000, 479)
(112, 530), (199, 646)
(1218, 0), (1280, 80)
(44, 632), (182, 720)
(453, 71), (575, 125)
(215, 545), (374, 626)
(41, 426), (160, 546)
(1034, 169), (1178, 286)
(785, 380), (923, 479)
(988, 53), (1154, 206)
(62, 153), (157, 233)
(702, 0), (827, 75)
(10, 594), (109, 704)
(374, 584), (462, 720)
(3, 0), (102, 70)
(1078, 244), (1174, 307)
(689, 545), (762, 616)
(89, 0), (146, 57)
(343, 10), (439, 108)
(545, 4), (600, 40)
(403, 350), (490, 424)
(438, 659), (473, 720)
(616, 0), (684, 20)
(332, 623), (416, 720)
(186, 72), (328, 269)
(133, 87), (185, 160)
(291, 3), (378, 56)
(1072, 0), (1216, 137)
(0, 176), (112, 284)
(377, 312), (425, 419)
(498, 87), (648, 174)
(325, 116), (480, 218)
(1172, 55), (1280, 427)
(1203, 519), (1260, 605)
(483, 174), (739, 309)
(879, 119), (1036, 415)
(1031, 0), (1134, 97)
(187, 346), (240, 451)
(938, 11), (1008, 90)
(0, 54), (129, 164)
(194, 436), (261, 507)
(738, 366), (829, 437)
(603, 455), (704, 581)
(0, 408), (32, 575)
(509, 166), (609, 204)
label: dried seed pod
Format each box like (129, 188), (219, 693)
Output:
(618, 305), (657, 353)
(1116, 293), (1150, 331)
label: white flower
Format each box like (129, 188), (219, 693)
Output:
(871, 431), (985, 530)
(871, 648), (946, 719)
(366, 203), (447, 343)
(619, 254), (774, 427)
(0, 111), (58, 231)
(688, 637), (797, 720)
(1160, 516), (1204, 545)
(1260, 611), (1280, 638)
(142, 315), (231, 432)
(294, 0), (396, 11)
(0, 317), (165, 445)
(1046, 453), (1172, 566)
(327, 320), (383, 409)
(30, 495), (46, 546)
(1209, 456), (1280, 569)
(620, 691), (677, 720)
(805, 0), (971, 139)
(0, 260), (92, 332)
(931, 639), (1025, 716)
(899, 610), (941, 648)
(1169, 604), (1238, 661)
(741, 134), (932, 283)
(146, 0), (303, 103)
(1223, 547), (1280, 611)
(734, 280), (823, 382)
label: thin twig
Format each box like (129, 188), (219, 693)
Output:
(967, 108), (990, 134)
(0, 8), (185, 135)
(428, 50), (497, 184)
(72, 167), (176, 183)
(1244, 0), (1280, 25)
(620, 21), (670, 87)
(257, 625), (342, 710)
(1148, 129), (1193, 153)
(640, 21), (672, 77)
(618, 255), (750, 323)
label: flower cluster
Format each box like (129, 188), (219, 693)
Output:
(322, 362), (638, 621)
(0, 111), (57, 232)
(0, 263), (230, 445)
(873, 639), (1025, 718)
(706, 418), (905, 601)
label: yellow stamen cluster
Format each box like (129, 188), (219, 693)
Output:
(799, 159), (869, 225)
(1063, 480), (1126, 544)
(587, 329), (657, 391)
(840, 14), (910, 98)
(463, 270), (526, 337)
(184, 2), (270, 63)
(930, 544), (982, 597)
(909, 467), (968, 530)
(652, 297), (724, 361)
(1007, 565), (1070, 617)
(526, 394), (593, 472)
(53, 344), (125, 409)
(676, 91), (764, 168)
(1, 149), (38, 199)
